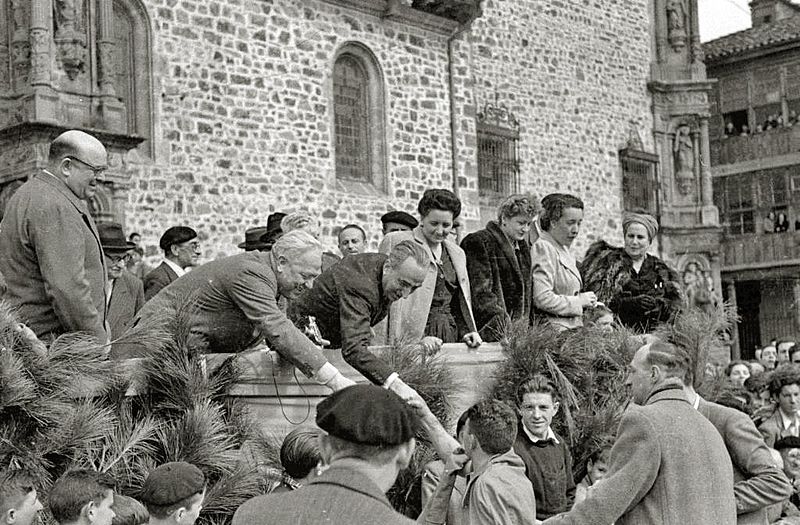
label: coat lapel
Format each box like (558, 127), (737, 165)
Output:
(540, 231), (582, 285)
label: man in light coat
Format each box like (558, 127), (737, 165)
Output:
(543, 340), (736, 525)
(0, 130), (108, 342)
(135, 230), (353, 391)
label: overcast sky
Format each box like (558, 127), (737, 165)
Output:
(699, 0), (753, 42)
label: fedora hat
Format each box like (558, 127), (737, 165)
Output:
(258, 212), (287, 248)
(98, 222), (136, 254)
(238, 226), (271, 251)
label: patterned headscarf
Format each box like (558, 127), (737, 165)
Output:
(622, 212), (658, 242)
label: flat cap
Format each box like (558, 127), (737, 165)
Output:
(159, 226), (197, 251)
(316, 384), (419, 446)
(775, 436), (800, 450)
(139, 462), (205, 507)
(380, 211), (418, 229)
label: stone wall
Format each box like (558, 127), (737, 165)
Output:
(118, 0), (653, 261)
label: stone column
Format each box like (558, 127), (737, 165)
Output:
(726, 280), (740, 360)
(699, 117), (712, 206)
(794, 278), (800, 336)
(29, 0), (52, 87)
(97, 0), (116, 96)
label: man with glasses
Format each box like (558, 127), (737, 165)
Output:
(97, 222), (144, 351)
(0, 129), (110, 343)
(143, 226), (200, 300)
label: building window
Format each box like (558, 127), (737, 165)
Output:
(714, 173), (755, 235)
(477, 101), (520, 196)
(331, 43), (386, 192)
(620, 144), (659, 216)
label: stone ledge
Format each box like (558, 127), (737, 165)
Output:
(321, 0), (462, 35)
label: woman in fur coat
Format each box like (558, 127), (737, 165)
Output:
(579, 212), (683, 332)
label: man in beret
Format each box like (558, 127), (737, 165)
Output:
(0, 130), (109, 342)
(143, 226), (200, 300)
(233, 384), (460, 525)
(139, 462), (205, 525)
(136, 230), (354, 391)
(381, 210), (418, 236)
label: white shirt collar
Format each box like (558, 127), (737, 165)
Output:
(162, 258), (186, 278)
(523, 424), (559, 444)
(780, 409), (799, 430)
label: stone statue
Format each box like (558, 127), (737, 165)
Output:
(55, 0), (79, 37)
(10, 0), (27, 37)
(666, 0), (687, 50)
(673, 125), (694, 195)
(682, 261), (716, 315)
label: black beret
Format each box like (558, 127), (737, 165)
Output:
(139, 462), (205, 507)
(775, 436), (800, 450)
(159, 226), (198, 251)
(316, 384), (420, 446)
(380, 211), (418, 229)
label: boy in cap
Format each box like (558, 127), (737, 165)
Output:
(233, 384), (459, 525)
(0, 471), (43, 525)
(138, 462), (205, 525)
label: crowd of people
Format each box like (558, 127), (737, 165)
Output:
(723, 110), (800, 137)
(3, 128), (800, 524)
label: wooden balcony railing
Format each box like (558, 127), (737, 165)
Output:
(712, 126), (800, 166)
(722, 231), (800, 269)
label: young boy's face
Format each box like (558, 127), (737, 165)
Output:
(519, 392), (559, 440)
(587, 452), (611, 484)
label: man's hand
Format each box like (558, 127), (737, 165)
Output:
(13, 323), (47, 356)
(443, 448), (470, 477)
(418, 336), (443, 356)
(462, 332), (482, 348)
(389, 377), (421, 403)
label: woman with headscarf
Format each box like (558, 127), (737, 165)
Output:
(579, 211), (683, 332)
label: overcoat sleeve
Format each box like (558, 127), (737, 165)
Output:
(338, 282), (394, 385)
(29, 200), (107, 341)
(543, 408), (660, 525)
(531, 241), (582, 317)
(229, 266), (328, 377)
(725, 410), (792, 514)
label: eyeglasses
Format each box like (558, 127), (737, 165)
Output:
(66, 156), (108, 177)
(106, 253), (131, 265)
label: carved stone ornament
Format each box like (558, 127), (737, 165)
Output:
(29, 28), (52, 85)
(54, 0), (86, 81)
(673, 124), (695, 196)
(477, 95), (519, 131)
(666, 0), (687, 51)
(679, 256), (717, 314)
(10, 0), (28, 38)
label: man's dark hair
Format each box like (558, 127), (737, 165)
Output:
(337, 224), (366, 242)
(280, 426), (323, 480)
(539, 193), (584, 231)
(0, 471), (35, 515)
(516, 374), (559, 405)
(464, 400), (517, 455)
(111, 495), (149, 525)
(386, 239), (430, 270)
(767, 364), (800, 397)
(128, 232), (141, 241)
(417, 189), (461, 219)
(791, 346), (800, 362)
(49, 470), (115, 524)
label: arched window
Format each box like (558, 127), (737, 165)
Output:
(110, 0), (154, 158)
(332, 43), (386, 192)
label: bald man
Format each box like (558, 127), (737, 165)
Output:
(0, 130), (110, 343)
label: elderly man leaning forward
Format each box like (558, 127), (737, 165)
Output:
(0, 130), (109, 343)
(290, 240), (438, 401)
(543, 340), (736, 525)
(134, 230), (353, 391)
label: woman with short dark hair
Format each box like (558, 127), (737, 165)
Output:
(377, 188), (481, 347)
(461, 194), (540, 340)
(531, 193), (596, 330)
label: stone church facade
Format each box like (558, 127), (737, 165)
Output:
(0, 0), (663, 260)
